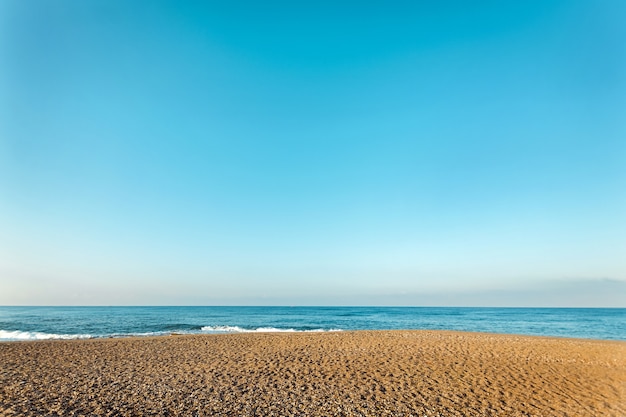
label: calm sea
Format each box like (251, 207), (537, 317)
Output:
(0, 306), (624, 341)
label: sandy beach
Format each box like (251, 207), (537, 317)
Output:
(1, 330), (624, 416)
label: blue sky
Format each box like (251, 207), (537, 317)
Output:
(1, 1), (625, 306)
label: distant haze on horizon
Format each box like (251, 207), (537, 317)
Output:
(1, 1), (625, 307)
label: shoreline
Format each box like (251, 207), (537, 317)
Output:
(2, 330), (624, 416)
(3, 327), (625, 344)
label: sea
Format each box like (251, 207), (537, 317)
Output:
(0, 306), (624, 342)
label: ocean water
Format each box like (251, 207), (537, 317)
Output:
(0, 306), (624, 342)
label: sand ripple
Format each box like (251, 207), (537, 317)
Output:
(1, 331), (624, 416)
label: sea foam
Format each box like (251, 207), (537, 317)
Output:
(0, 330), (92, 341)
(200, 325), (341, 333)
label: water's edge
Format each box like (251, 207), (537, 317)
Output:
(1, 306), (624, 341)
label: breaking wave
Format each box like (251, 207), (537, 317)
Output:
(0, 330), (93, 341)
(0, 326), (342, 341)
(200, 325), (342, 333)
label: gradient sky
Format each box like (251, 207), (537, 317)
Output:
(1, 1), (625, 306)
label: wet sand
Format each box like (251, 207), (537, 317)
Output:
(1, 330), (624, 416)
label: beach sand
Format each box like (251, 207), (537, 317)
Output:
(1, 330), (624, 416)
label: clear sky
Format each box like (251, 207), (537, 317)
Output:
(1, 1), (625, 306)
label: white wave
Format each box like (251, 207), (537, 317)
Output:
(305, 328), (343, 332)
(0, 327), (343, 341)
(201, 325), (247, 332)
(0, 330), (92, 341)
(200, 325), (342, 333)
(254, 327), (298, 332)
(108, 331), (173, 338)
(201, 325), (297, 333)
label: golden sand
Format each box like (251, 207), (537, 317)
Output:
(1, 331), (624, 416)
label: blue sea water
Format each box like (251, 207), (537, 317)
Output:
(0, 306), (624, 341)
